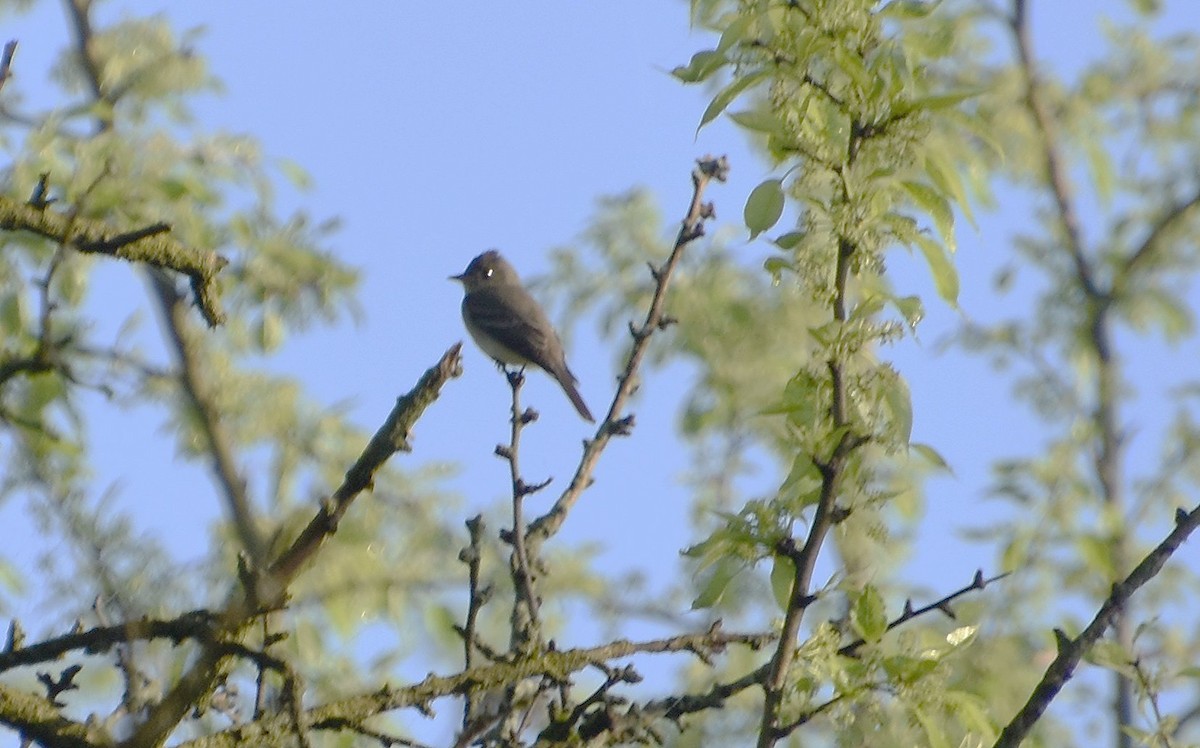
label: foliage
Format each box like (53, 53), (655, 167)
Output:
(0, 0), (1199, 747)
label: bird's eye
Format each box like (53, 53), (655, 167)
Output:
(485, 268), (493, 278)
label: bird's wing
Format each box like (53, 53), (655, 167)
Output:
(463, 286), (559, 368)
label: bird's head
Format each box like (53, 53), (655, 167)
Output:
(450, 250), (520, 292)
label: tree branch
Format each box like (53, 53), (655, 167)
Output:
(994, 503), (1200, 747)
(0, 682), (97, 748)
(1010, 0), (1097, 298)
(178, 627), (772, 748)
(148, 271), (264, 562)
(122, 344), (462, 748)
(526, 155), (728, 547)
(0, 195), (228, 326)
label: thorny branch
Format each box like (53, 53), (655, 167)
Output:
(500, 369), (544, 650)
(526, 155), (728, 548)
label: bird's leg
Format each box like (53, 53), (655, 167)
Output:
(504, 365), (526, 389)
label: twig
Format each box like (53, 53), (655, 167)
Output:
(267, 343), (463, 584)
(526, 155), (728, 547)
(757, 201), (866, 748)
(314, 719), (436, 748)
(994, 503), (1200, 747)
(0, 40), (15, 94)
(838, 569), (1010, 658)
(36, 664), (82, 708)
(501, 369), (544, 649)
(187, 626), (773, 747)
(458, 514), (491, 728)
(1130, 657), (1176, 748)
(1010, 0), (1096, 297)
(0, 610), (221, 672)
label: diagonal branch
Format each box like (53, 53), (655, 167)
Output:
(1117, 185), (1200, 294)
(148, 271), (263, 561)
(994, 503), (1200, 747)
(0, 40), (17, 94)
(526, 155), (728, 548)
(122, 344), (462, 748)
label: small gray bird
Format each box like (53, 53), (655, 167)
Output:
(451, 250), (595, 422)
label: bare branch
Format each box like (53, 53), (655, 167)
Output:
(527, 155), (728, 547)
(994, 503), (1200, 747)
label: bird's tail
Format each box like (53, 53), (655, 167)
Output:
(554, 367), (595, 422)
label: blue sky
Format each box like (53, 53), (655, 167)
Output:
(1, 0), (1200, 743)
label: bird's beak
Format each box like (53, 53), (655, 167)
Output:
(449, 273), (465, 283)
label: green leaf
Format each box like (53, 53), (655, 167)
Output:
(912, 231), (959, 305)
(692, 557), (742, 609)
(780, 452), (822, 508)
(0, 294), (28, 337)
(883, 375), (913, 444)
(925, 148), (976, 227)
(699, 70), (768, 130)
(715, 13), (754, 53)
(0, 559), (26, 594)
(1087, 639), (1134, 677)
(259, 309), (285, 352)
(770, 556), (795, 612)
(729, 108), (786, 137)
(671, 49), (727, 83)
(884, 653), (939, 684)
(763, 255), (791, 282)
(896, 88), (985, 116)
(774, 231), (804, 250)
(881, 0), (945, 20)
(891, 293), (924, 329)
(278, 157), (314, 190)
(851, 585), (888, 644)
(911, 442), (952, 473)
(942, 690), (996, 741)
(1084, 138), (1115, 205)
(745, 178), (785, 239)
(902, 180), (955, 252)
(831, 44), (873, 94)
(913, 706), (952, 748)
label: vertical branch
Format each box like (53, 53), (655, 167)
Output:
(458, 515), (489, 730)
(500, 369), (542, 650)
(756, 235), (864, 747)
(1010, 1), (1131, 743)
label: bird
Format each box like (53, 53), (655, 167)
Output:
(451, 250), (595, 422)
